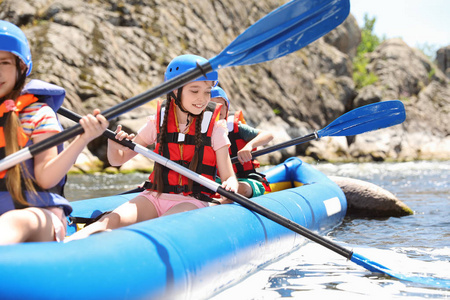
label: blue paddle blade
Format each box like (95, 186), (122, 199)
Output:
(351, 253), (450, 289)
(317, 100), (406, 138)
(209, 0), (350, 69)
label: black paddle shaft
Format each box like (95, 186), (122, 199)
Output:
(30, 63), (212, 157)
(57, 107), (136, 150)
(217, 186), (353, 260)
(231, 132), (317, 164)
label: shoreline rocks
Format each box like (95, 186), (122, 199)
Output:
(1, 0), (449, 169)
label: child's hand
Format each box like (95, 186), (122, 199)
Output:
(107, 125), (135, 152)
(220, 176), (238, 204)
(113, 124), (135, 141)
(237, 144), (253, 164)
(79, 109), (109, 143)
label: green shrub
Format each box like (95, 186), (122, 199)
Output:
(353, 14), (382, 89)
(353, 55), (378, 88)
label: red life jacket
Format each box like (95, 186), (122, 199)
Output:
(227, 111), (260, 177)
(146, 100), (221, 200)
(226, 111), (271, 193)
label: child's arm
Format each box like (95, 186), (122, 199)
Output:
(107, 125), (143, 166)
(215, 146), (239, 203)
(33, 109), (109, 189)
(237, 130), (274, 164)
(108, 116), (157, 166)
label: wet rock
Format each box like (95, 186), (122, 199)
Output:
(329, 176), (413, 218)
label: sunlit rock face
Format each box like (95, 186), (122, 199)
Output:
(2, 0), (448, 170)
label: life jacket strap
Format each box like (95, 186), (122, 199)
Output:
(68, 211), (112, 227)
(247, 172), (272, 192)
(163, 132), (212, 145)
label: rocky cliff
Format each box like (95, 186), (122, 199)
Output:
(2, 0), (449, 172)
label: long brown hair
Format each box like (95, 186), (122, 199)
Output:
(152, 92), (205, 195)
(1, 57), (37, 205)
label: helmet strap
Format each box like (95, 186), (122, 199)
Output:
(170, 87), (192, 127)
(171, 87), (203, 123)
(172, 87), (190, 114)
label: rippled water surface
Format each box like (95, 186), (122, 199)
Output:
(65, 161), (450, 299)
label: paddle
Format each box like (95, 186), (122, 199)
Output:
(57, 107), (450, 289)
(231, 100), (406, 164)
(0, 0), (350, 172)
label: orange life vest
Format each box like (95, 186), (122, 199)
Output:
(0, 94), (38, 179)
(0, 82), (71, 216)
(146, 100), (221, 200)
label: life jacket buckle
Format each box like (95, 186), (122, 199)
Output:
(176, 185), (187, 193)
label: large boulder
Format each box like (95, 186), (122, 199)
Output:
(352, 39), (450, 161)
(310, 39), (450, 162)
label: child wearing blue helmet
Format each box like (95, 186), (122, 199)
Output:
(211, 86), (273, 198)
(0, 20), (109, 244)
(67, 55), (238, 240)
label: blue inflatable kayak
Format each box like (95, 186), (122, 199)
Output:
(0, 158), (346, 299)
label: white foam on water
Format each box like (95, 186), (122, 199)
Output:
(211, 242), (450, 299)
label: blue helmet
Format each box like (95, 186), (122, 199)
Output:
(0, 20), (32, 76)
(210, 86), (230, 109)
(164, 54), (218, 84)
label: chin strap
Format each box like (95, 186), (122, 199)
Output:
(169, 87), (202, 128)
(170, 87), (188, 113)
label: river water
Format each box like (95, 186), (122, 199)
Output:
(65, 160), (450, 299)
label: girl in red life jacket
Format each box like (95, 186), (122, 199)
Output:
(66, 55), (238, 241)
(211, 86), (274, 198)
(0, 20), (109, 244)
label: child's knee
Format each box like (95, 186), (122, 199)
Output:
(238, 182), (253, 198)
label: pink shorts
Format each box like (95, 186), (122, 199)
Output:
(139, 190), (208, 217)
(42, 207), (67, 242)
